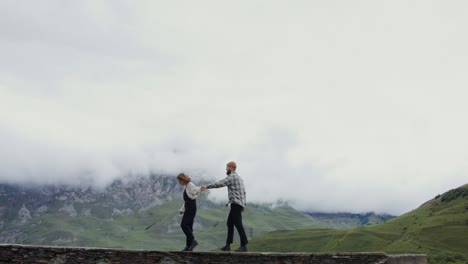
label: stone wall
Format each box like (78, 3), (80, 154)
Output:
(0, 244), (427, 264)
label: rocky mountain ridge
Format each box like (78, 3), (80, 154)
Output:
(0, 174), (181, 223)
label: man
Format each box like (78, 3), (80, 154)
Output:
(201, 161), (248, 252)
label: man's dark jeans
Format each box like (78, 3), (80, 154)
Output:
(226, 203), (248, 246)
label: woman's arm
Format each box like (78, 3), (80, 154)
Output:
(187, 182), (201, 199)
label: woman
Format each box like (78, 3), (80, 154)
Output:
(177, 173), (201, 251)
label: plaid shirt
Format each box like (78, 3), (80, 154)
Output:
(207, 172), (246, 207)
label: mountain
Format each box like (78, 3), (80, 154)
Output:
(304, 212), (395, 229)
(0, 174), (396, 251)
(248, 183), (468, 264)
(0, 174), (327, 251)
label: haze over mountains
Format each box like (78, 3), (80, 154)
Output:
(2, 2), (468, 218)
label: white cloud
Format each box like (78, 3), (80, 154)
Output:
(1, 1), (468, 215)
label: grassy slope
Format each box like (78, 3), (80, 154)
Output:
(248, 184), (468, 264)
(12, 195), (324, 251)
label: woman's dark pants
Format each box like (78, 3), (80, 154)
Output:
(181, 205), (196, 247)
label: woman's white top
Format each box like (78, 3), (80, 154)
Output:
(179, 182), (201, 213)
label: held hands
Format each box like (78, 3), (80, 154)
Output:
(200, 185), (207, 192)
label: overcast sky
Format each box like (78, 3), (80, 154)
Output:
(1, 1), (467, 215)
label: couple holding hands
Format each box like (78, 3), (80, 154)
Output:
(176, 161), (248, 252)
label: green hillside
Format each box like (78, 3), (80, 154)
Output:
(7, 194), (324, 251)
(0, 177), (393, 252)
(248, 184), (468, 264)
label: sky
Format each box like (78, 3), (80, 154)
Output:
(1, 1), (468, 215)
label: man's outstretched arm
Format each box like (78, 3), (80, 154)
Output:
(201, 176), (231, 191)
